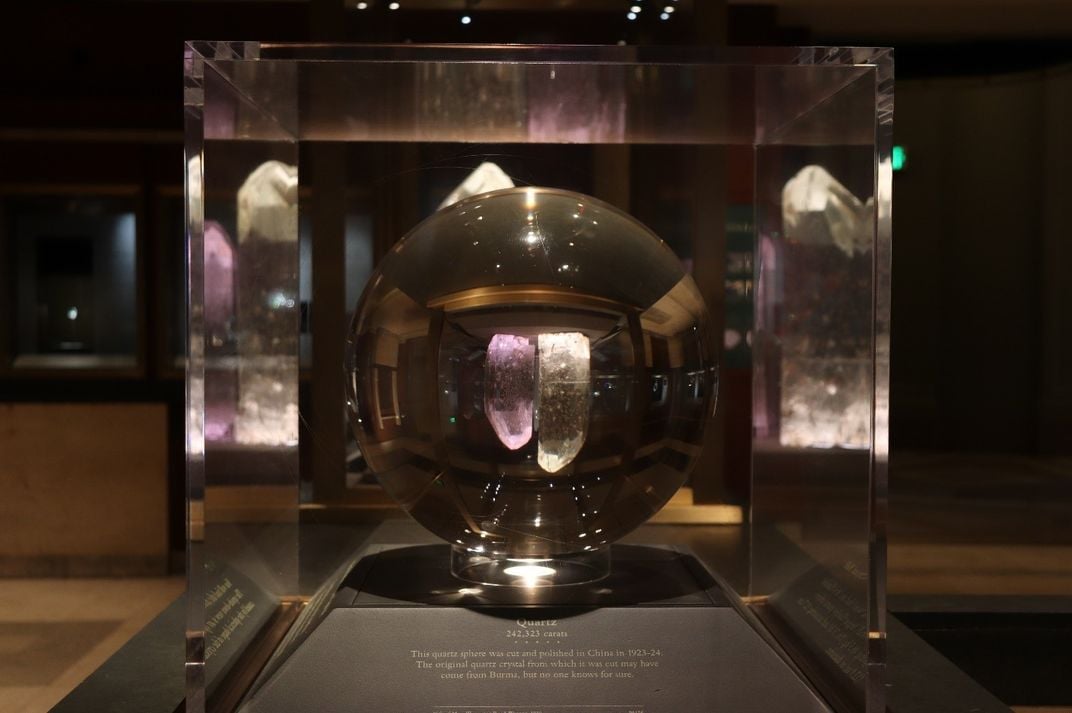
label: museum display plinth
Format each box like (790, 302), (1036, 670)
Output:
(185, 43), (892, 713)
(239, 544), (831, 713)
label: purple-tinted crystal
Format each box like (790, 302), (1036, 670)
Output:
(484, 334), (535, 450)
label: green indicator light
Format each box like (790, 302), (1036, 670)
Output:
(892, 145), (906, 172)
(449, 416), (457, 423)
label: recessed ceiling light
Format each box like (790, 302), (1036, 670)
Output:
(627, 11), (637, 20)
(388, 1), (399, 8)
(461, 14), (471, 24)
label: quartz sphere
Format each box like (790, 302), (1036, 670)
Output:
(345, 187), (717, 580)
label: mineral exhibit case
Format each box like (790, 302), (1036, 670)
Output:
(185, 43), (892, 713)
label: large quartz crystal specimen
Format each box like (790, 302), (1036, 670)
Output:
(484, 334), (535, 451)
(782, 164), (874, 258)
(438, 161), (514, 209)
(536, 332), (590, 473)
(778, 165), (873, 449)
(234, 160), (299, 447)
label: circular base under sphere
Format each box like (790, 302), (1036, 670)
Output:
(450, 546), (611, 588)
(346, 187), (717, 586)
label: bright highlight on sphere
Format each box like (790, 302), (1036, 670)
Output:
(346, 187), (717, 562)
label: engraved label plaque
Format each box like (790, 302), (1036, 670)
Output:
(764, 561), (870, 713)
(238, 546), (832, 713)
(202, 560), (277, 693)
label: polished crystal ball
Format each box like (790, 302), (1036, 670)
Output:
(346, 187), (717, 585)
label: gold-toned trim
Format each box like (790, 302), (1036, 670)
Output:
(648, 486), (743, 525)
(649, 503), (743, 525)
(202, 485), (299, 524)
(207, 600), (304, 713)
(427, 284), (632, 313)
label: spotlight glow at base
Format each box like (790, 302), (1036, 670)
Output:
(503, 564), (556, 579)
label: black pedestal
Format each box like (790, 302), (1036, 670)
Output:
(238, 544), (832, 713)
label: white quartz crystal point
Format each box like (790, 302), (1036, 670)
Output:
(536, 332), (591, 473)
(237, 160), (299, 244)
(438, 162), (515, 209)
(234, 160), (300, 447)
(782, 164), (874, 257)
(484, 334), (536, 450)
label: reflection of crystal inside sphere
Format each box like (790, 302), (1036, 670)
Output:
(345, 187), (717, 569)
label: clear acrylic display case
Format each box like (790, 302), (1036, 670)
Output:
(185, 43), (891, 713)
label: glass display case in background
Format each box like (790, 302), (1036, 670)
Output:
(1, 189), (143, 375)
(185, 43), (891, 713)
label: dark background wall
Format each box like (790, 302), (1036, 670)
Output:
(894, 69), (1072, 455)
